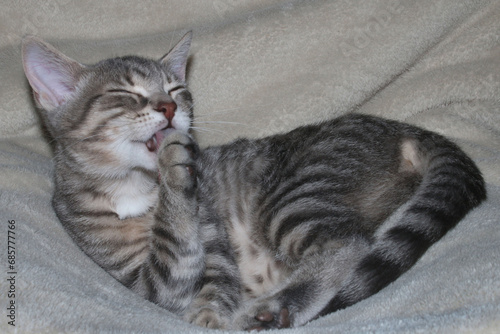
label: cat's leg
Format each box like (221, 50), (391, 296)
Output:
(133, 131), (205, 315)
(232, 237), (370, 330)
(137, 130), (241, 329)
(184, 215), (242, 328)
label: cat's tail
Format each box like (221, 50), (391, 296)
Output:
(318, 128), (486, 316)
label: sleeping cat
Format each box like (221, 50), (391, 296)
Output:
(22, 32), (486, 330)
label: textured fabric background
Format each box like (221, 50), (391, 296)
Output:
(0, 1), (499, 333)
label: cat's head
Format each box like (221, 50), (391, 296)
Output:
(22, 32), (193, 176)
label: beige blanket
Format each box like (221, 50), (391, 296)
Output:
(1, 0), (499, 333)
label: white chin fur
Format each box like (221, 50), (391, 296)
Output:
(115, 142), (158, 172)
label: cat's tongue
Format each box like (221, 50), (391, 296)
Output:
(146, 129), (175, 153)
(146, 131), (165, 153)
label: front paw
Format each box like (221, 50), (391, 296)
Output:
(185, 307), (228, 329)
(234, 298), (292, 331)
(158, 130), (199, 193)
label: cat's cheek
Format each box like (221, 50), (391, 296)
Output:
(140, 152), (160, 171)
(171, 110), (192, 133)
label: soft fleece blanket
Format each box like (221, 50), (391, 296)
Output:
(1, 1), (499, 333)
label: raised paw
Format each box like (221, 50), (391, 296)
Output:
(157, 130), (199, 193)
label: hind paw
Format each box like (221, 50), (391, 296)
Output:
(234, 297), (292, 331)
(246, 308), (291, 331)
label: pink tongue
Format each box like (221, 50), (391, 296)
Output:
(145, 131), (167, 153)
(155, 131), (165, 152)
(147, 129), (175, 153)
(146, 137), (155, 152)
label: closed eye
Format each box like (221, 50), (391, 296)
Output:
(168, 85), (186, 95)
(107, 89), (142, 96)
(105, 89), (148, 108)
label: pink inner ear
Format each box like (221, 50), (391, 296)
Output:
(24, 43), (77, 109)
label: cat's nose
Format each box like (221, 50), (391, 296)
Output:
(155, 102), (177, 122)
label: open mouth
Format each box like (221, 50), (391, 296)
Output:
(146, 130), (166, 153)
(145, 121), (179, 153)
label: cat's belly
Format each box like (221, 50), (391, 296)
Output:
(227, 218), (288, 299)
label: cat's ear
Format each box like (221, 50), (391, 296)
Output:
(160, 31), (192, 82)
(22, 36), (84, 111)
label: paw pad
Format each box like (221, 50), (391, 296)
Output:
(247, 308), (291, 331)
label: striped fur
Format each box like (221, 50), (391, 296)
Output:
(22, 34), (486, 330)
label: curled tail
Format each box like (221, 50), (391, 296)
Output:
(319, 129), (486, 316)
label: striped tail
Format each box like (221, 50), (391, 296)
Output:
(319, 131), (486, 316)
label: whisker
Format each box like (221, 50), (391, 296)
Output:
(193, 101), (275, 118)
(193, 120), (255, 126)
(195, 111), (240, 118)
(190, 126), (227, 136)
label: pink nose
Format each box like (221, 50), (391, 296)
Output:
(156, 102), (177, 122)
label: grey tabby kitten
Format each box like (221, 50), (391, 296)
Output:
(22, 32), (486, 330)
